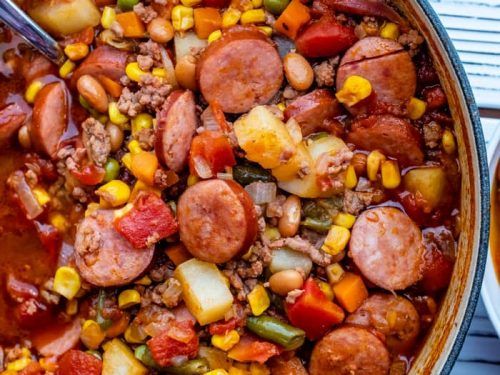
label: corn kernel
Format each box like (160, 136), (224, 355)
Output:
(49, 212), (70, 233)
(124, 323), (148, 344)
(152, 67), (167, 79)
(114, 203), (134, 220)
(380, 22), (400, 40)
(39, 357), (58, 372)
(187, 174), (199, 186)
(336, 75), (372, 107)
(240, 9), (266, 25)
(6, 357), (31, 371)
(208, 30), (222, 44)
(81, 320), (106, 349)
(101, 6), (116, 29)
(333, 212), (356, 229)
(344, 164), (358, 189)
(64, 43), (89, 61)
(126, 62), (148, 83)
(59, 59), (76, 78)
(247, 284), (270, 316)
(381, 160), (401, 189)
(326, 263), (345, 284)
(32, 186), (51, 206)
(442, 129), (456, 155)
(366, 150), (386, 181)
(228, 368), (247, 375)
(97, 180), (131, 207)
(135, 275), (152, 286)
(24, 80), (43, 103)
(211, 330), (240, 351)
(263, 226), (280, 241)
(222, 8), (241, 28)
(318, 280), (334, 300)
(251, 0), (263, 7)
(53, 266), (81, 300)
(118, 289), (141, 309)
(108, 102), (129, 125)
(277, 102), (286, 111)
(205, 370), (229, 375)
(172, 5), (195, 31)
(181, 0), (202, 6)
(407, 97), (427, 120)
(257, 26), (273, 36)
(250, 363), (270, 375)
(322, 225), (350, 256)
(128, 140), (142, 155)
(66, 299), (78, 315)
(122, 152), (133, 170)
(85, 202), (100, 217)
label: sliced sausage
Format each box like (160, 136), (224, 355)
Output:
(31, 82), (68, 159)
(337, 37), (416, 113)
(350, 207), (425, 290)
(177, 179), (258, 263)
(284, 89), (343, 136)
(197, 27), (283, 113)
(155, 90), (197, 172)
(346, 294), (420, 353)
(71, 46), (128, 88)
(32, 318), (81, 357)
(347, 114), (424, 166)
(269, 354), (308, 375)
(74, 209), (155, 287)
(310, 326), (390, 375)
(0, 103), (27, 145)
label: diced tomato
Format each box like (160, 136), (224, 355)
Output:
(202, 0), (229, 8)
(34, 221), (61, 261)
(285, 278), (345, 340)
(209, 101), (232, 134)
(419, 247), (454, 293)
(59, 26), (94, 47)
(147, 320), (199, 367)
(114, 192), (178, 249)
(172, 304), (197, 326)
(70, 164), (105, 186)
(423, 85), (447, 110)
(57, 350), (102, 375)
(209, 318), (238, 336)
(396, 190), (430, 226)
(228, 334), (282, 364)
(189, 131), (236, 178)
(295, 17), (357, 58)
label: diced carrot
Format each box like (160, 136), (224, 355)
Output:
(332, 272), (368, 313)
(131, 152), (158, 186)
(194, 8), (222, 39)
(275, 0), (311, 40)
(105, 313), (130, 338)
(228, 334), (281, 364)
(98, 74), (123, 98)
(165, 243), (192, 266)
(116, 12), (146, 38)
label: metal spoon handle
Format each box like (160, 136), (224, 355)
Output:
(0, 0), (65, 66)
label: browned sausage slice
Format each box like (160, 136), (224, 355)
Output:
(31, 82), (68, 159)
(347, 114), (424, 166)
(346, 293), (420, 353)
(284, 89), (343, 136)
(177, 179), (258, 263)
(74, 209), (154, 287)
(71, 46), (128, 88)
(32, 318), (81, 358)
(350, 207), (425, 290)
(197, 27), (283, 114)
(269, 355), (308, 375)
(155, 90), (197, 172)
(310, 326), (390, 375)
(337, 37), (416, 113)
(0, 103), (27, 145)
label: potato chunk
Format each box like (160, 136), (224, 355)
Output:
(102, 339), (147, 375)
(404, 167), (447, 210)
(175, 259), (234, 325)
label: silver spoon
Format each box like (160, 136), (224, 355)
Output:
(0, 0), (65, 66)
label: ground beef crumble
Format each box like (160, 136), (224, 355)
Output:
(133, 3), (158, 24)
(135, 127), (155, 150)
(81, 117), (111, 167)
(423, 121), (443, 149)
(313, 57), (339, 87)
(270, 236), (333, 267)
(118, 75), (172, 117)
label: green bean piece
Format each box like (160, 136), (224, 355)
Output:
(302, 200), (329, 220)
(103, 158), (120, 182)
(134, 345), (161, 369)
(264, 0), (290, 15)
(246, 316), (305, 350)
(301, 217), (332, 233)
(96, 290), (113, 330)
(233, 163), (274, 186)
(118, 0), (140, 11)
(164, 358), (211, 375)
(86, 350), (102, 360)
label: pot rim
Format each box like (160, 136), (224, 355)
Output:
(414, 0), (490, 373)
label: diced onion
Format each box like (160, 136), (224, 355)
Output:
(160, 46), (178, 88)
(245, 182), (277, 204)
(216, 173), (233, 180)
(200, 106), (221, 132)
(192, 155), (213, 179)
(7, 171), (43, 220)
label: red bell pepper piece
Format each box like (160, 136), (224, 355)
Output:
(114, 192), (178, 249)
(189, 130), (236, 178)
(147, 320), (199, 367)
(228, 334), (282, 364)
(70, 163), (105, 186)
(295, 17), (357, 58)
(285, 278), (345, 340)
(57, 350), (102, 375)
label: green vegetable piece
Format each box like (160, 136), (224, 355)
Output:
(165, 359), (211, 375)
(96, 289), (113, 330)
(264, 0), (290, 15)
(103, 158), (120, 182)
(86, 350), (102, 360)
(118, 0), (140, 11)
(134, 345), (160, 369)
(233, 163), (274, 186)
(301, 217), (332, 233)
(246, 315), (305, 350)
